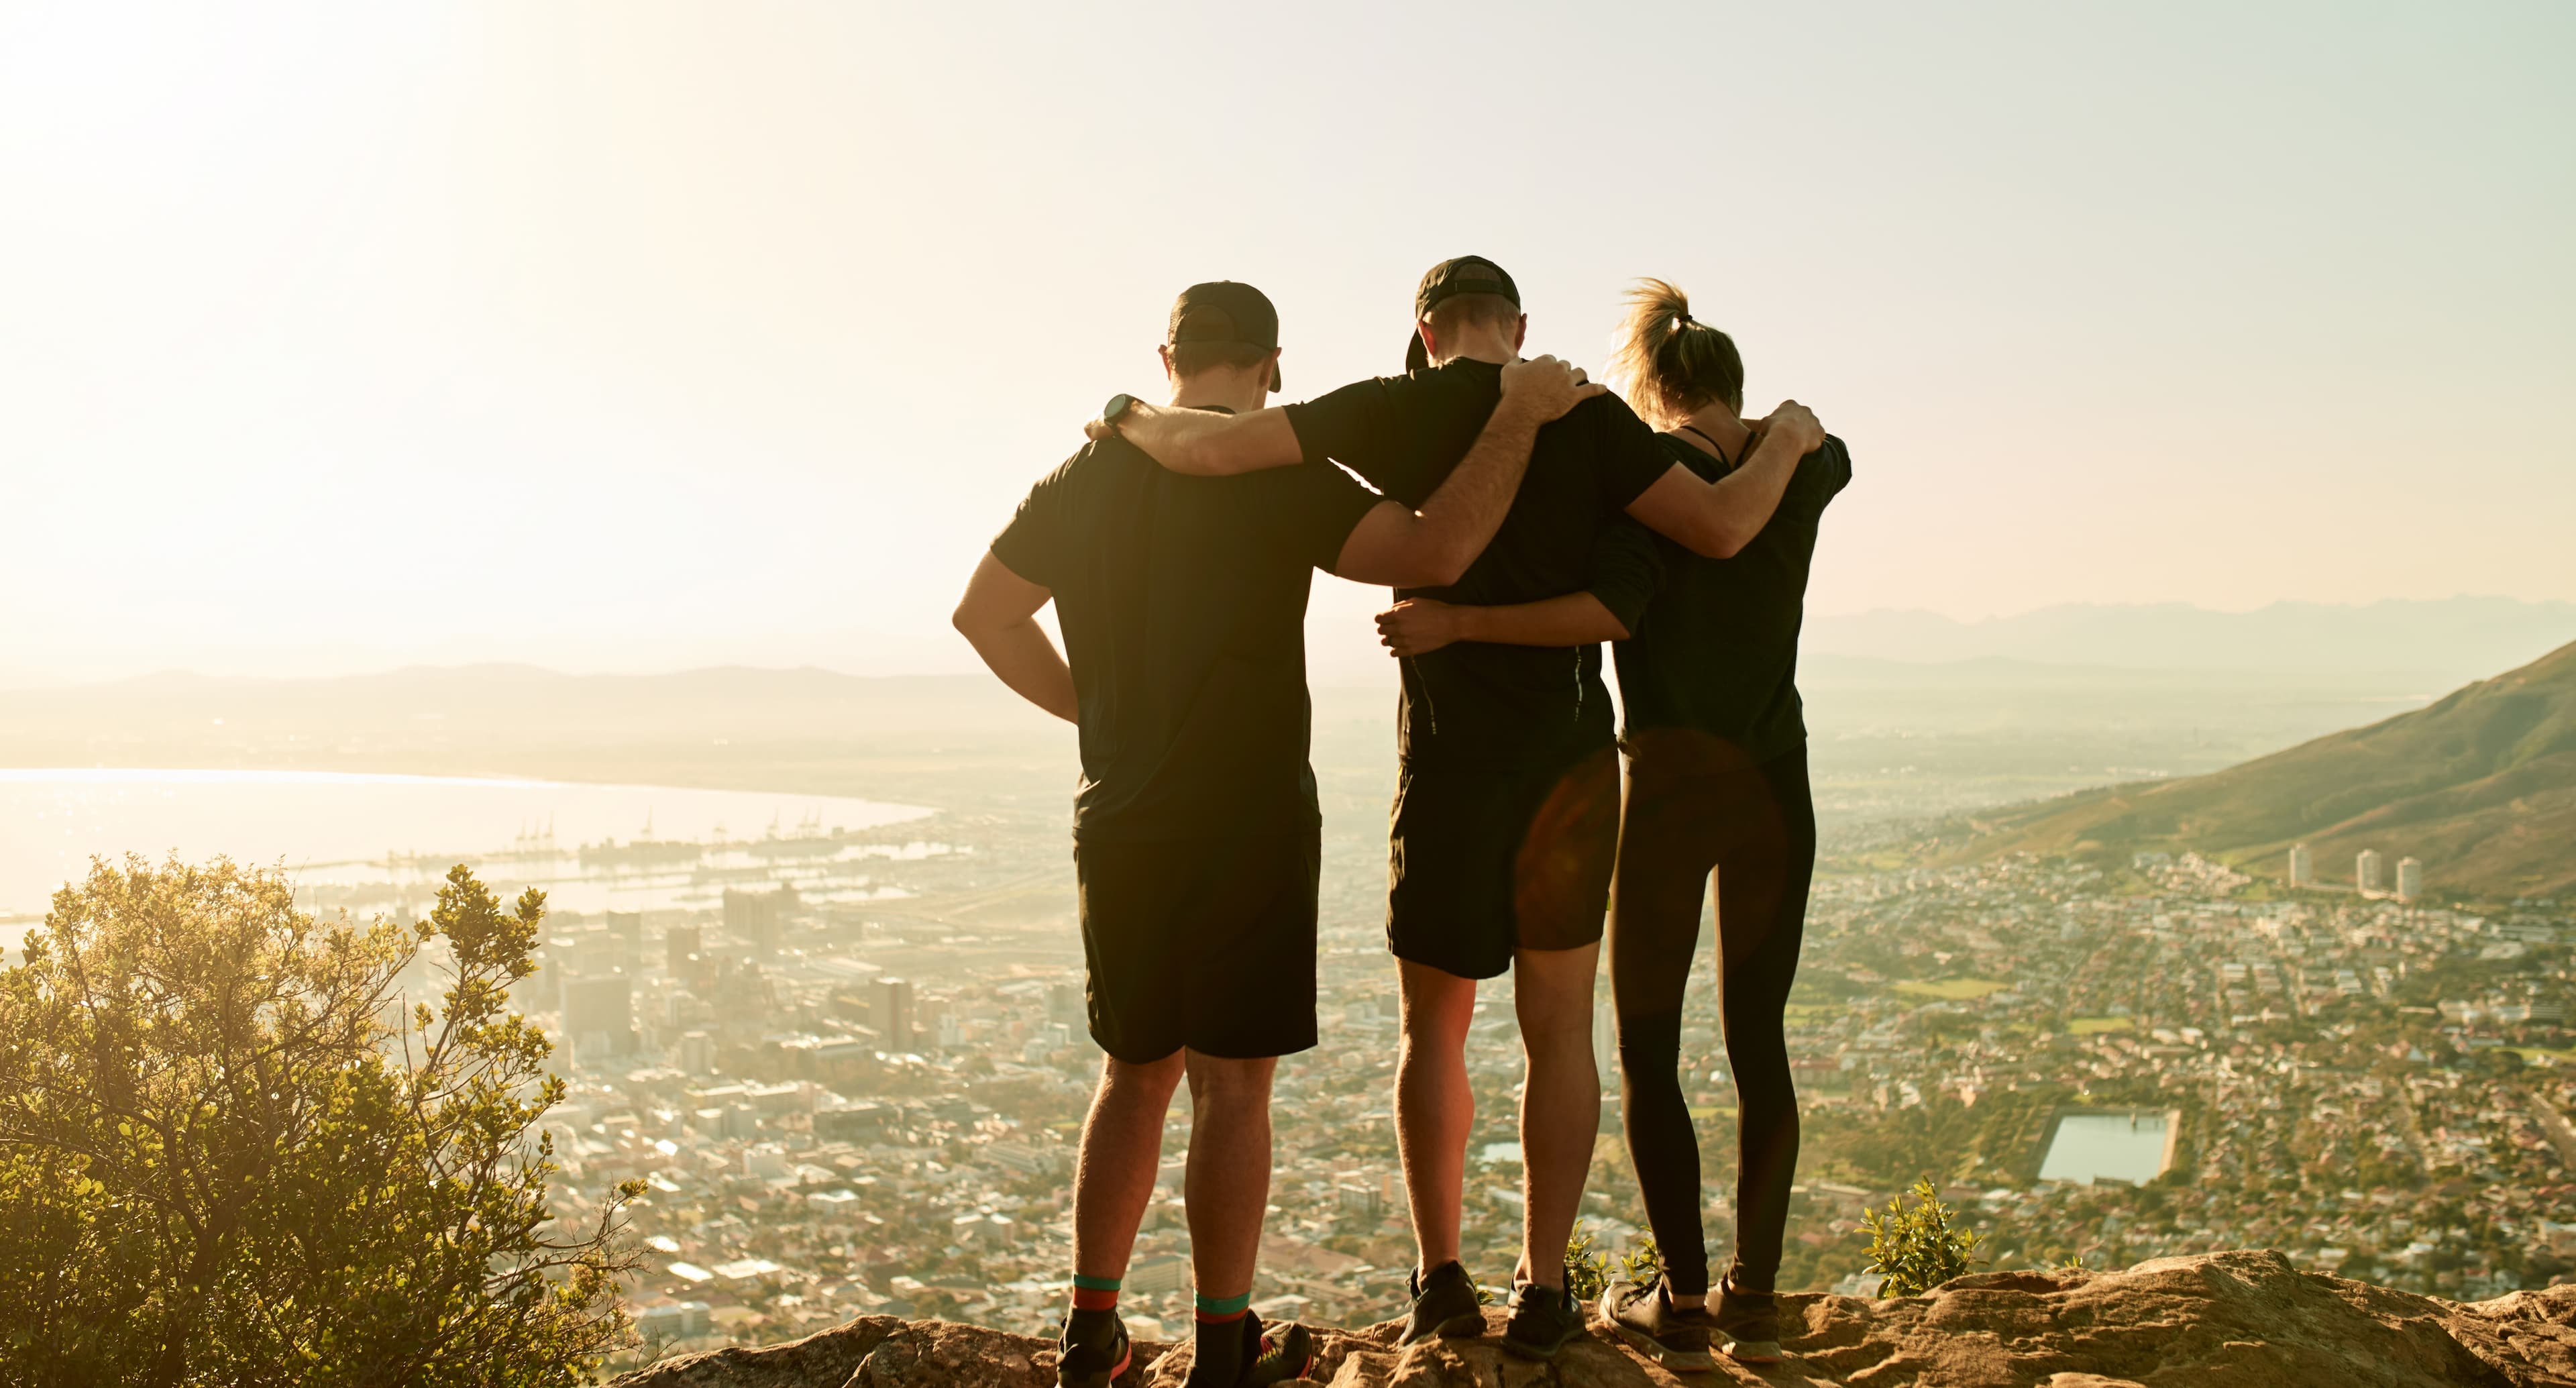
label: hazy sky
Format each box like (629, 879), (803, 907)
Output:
(4, 1), (2571, 683)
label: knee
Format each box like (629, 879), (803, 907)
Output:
(1614, 1012), (1682, 1061)
(1185, 1055), (1275, 1107)
(1104, 1050), (1186, 1098)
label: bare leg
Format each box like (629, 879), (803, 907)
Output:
(1181, 1052), (1279, 1299)
(1394, 960), (1479, 1273)
(1072, 1050), (1186, 1285)
(1511, 942), (1603, 1289)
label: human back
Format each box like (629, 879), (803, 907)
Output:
(1607, 278), (1850, 765)
(994, 431), (1353, 839)
(1279, 268), (1670, 769)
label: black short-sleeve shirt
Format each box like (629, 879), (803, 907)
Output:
(991, 425), (1380, 841)
(1614, 431), (1852, 761)
(1281, 358), (1676, 770)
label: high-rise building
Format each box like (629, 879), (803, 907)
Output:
(2287, 843), (2312, 889)
(2356, 849), (2384, 894)
(677, 1029), (716, 1075)
(724, 888), (787, 955)
(606, 910), (643, 969)
(665, 922), (702, 973)
(873, 976), (914, 1052)
(2395, 857), (2422, 904)
(564, 973), (635, 1065)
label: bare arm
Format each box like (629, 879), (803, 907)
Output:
(1624, 401), (1825, 559)
(1328, 357), (1604, 588)
(1374, 593), (1629, 657)
(949, 551), (1077, 723)
(1084, 404), (1301, 476)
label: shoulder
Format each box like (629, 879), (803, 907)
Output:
(1819, 433), (1853, 483)
(1020, 439), (1138, 506)
(1563, 390), (1652, 439)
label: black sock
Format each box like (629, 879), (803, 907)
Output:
(1183, 1310), (1250, 1387)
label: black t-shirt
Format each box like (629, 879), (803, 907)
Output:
(1614, 431), (1852, 761)
(990, 423), (1380, 841)
(1281, 358), (1673, 771)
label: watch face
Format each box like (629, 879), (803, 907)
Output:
(1104, 393), (1135, 422)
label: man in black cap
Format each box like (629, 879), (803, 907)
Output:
(1091, 257), (1825, 1362)
(955, 280), (1601, 1388)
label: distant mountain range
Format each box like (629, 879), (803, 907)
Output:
(9, 598), (2568, 693)
(1805, 596), (2575, 684)
(1957, 639), (2576, 901)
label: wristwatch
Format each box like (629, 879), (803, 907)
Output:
(1100, 393), (1140, 432)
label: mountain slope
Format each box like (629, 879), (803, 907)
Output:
(1957, 639), (2576, 899)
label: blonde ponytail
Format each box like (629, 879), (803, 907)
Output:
(1611, 278), (1744, 429)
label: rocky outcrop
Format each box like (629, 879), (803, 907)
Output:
(608, 1251), (2576, 1387)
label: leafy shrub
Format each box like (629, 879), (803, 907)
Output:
(1619, 1232), (1664, 1287)
(1562, 1226), (1664, 1303)
(0, 857), (636, 1385)
(1860, 1178), (1983, 1296)
(1565, 1226), (1612, 1302)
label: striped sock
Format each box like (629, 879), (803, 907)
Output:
(1071, 1273), (1121, 1313)
(1185, 1292), (1252, 1388)
(1193, 1289), (1250, 1323)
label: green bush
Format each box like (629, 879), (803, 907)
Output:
(1565, 1226), (1612, 1303)
(1564, 1227), (1662, 1303)
(0, 857), (636, 1386)
(1618, 1232), (1664, 1287)
(1861, 1179), (1983, 1297)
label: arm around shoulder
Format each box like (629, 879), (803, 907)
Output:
(1091, 402), (1303, 476)
(1624, 401), (1825, 559)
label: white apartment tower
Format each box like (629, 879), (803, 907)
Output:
(2396, 856), (2422, 904)
(2287, 843), (2312, 889)
(2356, 849), (2385, 894)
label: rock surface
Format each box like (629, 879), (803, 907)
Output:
(608, 1251), (2576, 1387)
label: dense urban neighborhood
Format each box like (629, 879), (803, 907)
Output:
(506, 808), (2575, 1367)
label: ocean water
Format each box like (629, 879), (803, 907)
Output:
(0, 768), (931, 939)
(2038, 1110), (2172, 1186)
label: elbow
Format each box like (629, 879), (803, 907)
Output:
(1417, 544), (1474, 588)
(950, 604), (987, 641)
(1688, 522), (1749, 561)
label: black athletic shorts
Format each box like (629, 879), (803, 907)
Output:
(1073, 822), (1321, 1064)
(1385, 744), (1619, 980)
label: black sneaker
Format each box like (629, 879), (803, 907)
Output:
(1057, 1309), (1132, 1387)
(1499, 1275), (1587, 1362)
(1601, 1275), (1716, 1373)
(1712, 1275), (1782, 1365)
(1240, 1314), (1319, 1385)
(1398, 1261), (1485, 1344)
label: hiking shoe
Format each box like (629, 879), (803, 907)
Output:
(1499, 1275), (1587, 1361)
(1712, 1275), (1783, 1365)
(1057, 1310), (1132, 1387)
(1601, 1275), (1716, 1372)
(1398, 1260), (1485, 1344)
(1240, 1314), (1319, 1385)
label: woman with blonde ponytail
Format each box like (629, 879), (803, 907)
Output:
(1594, 279), (1851, 1371)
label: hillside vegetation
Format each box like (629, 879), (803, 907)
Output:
(1954, 640), (2576, 898)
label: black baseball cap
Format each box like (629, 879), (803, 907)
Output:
(1406, 255), (1521, 371)
(1169, 281), (1282, 391)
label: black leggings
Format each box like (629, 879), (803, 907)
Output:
(1608, 739), (1814, 1296)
